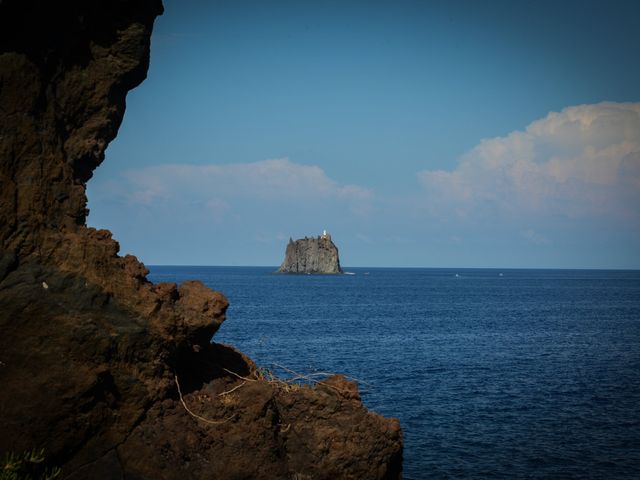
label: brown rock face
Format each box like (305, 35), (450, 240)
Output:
(0, 1), (402, 479)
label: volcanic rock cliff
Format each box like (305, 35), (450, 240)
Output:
(0, 1), (401, 479)
(278, 233), (343, 274)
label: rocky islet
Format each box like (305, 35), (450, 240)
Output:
(278, 232), (343, 274)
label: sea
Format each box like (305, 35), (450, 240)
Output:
(148, 266), (640, 479)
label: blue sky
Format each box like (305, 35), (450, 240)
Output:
(88, 0), (640, 268)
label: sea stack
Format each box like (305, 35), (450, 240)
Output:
(278, 230), (343, 274)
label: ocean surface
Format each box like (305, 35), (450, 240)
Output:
(148, 266), (640, 479)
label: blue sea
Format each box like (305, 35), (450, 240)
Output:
(148, 266), (640, 479)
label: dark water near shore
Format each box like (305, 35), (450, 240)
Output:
(149, 266), (640, 479)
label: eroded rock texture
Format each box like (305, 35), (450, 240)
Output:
(278, 234), (343, 274)
(0, 1), (402, 478)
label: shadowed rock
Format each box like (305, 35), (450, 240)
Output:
(0, 1), (402, 478)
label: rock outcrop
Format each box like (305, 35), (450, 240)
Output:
(278, 233), (343, 274)
(0, 1), (401, 479)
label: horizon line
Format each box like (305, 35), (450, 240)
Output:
(143, 264), (640, 272)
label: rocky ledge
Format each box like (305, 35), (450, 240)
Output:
(278, 232), (343, 274)
(0, 1), (401, 478)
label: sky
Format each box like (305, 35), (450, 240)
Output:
(87, 0), (640, 268)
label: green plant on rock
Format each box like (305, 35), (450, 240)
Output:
(1, 449), (61, 480)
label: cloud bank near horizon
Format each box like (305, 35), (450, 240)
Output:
(89, 102), (640, 267)
(122, 158), (372, 206)
(89, 158), (374, 260)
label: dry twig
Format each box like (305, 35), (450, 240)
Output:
(174, 374), (234, 425)
(218, 381), (247, 396)
(223, 367), (257, 382)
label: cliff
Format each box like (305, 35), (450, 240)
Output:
(278, 234), (343, 274)
(0, 1), (401, 479)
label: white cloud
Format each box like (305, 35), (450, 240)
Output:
(204, 198), (230, 222)
(116, 158), (373, 218)
(417, 102), (640, 220)
(124, 158), (370, 200)
(521, 228), (550, 246)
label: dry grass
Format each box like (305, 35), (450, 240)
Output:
(219, 393), (238, 407)
(174, 362), (371, 425)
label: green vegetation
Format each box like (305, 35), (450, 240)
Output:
(1, 449), (61, 480)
